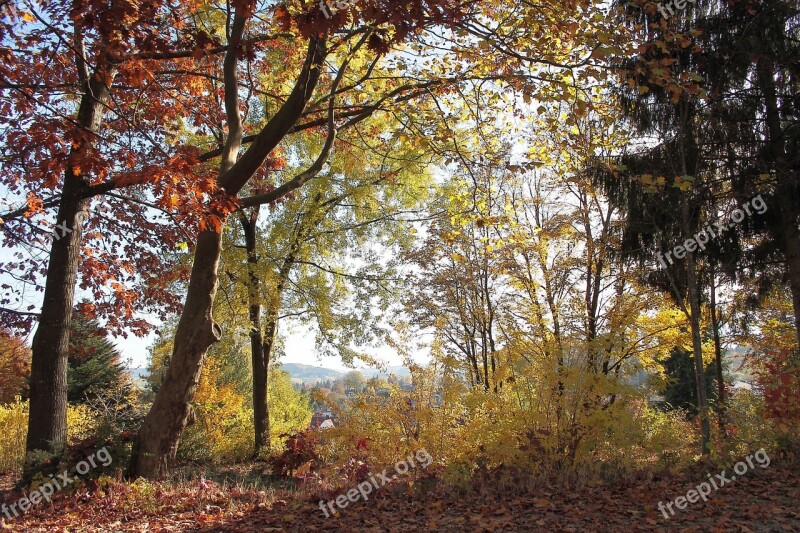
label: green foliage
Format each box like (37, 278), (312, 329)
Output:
(342, 370), (366, 394)
(268, 368), (312, 450)
(173, 357), (311, 463)
(80, 387), (149, 477)
(68, 314), (130, 405)
(656, 347), (718, 416)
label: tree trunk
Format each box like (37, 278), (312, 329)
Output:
(127, 230), (223, 479)
(26, 193), (89, 453)
(128, 34), (325, 478)
(709, 268), (726, 433)
(756, 59), (800, 353)
(26, 56), (115, 454)
(240, 212), (270, 457)
(251, 334), (269, 457)
(682, 198), (711, 455)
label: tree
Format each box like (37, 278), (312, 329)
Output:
(67, 314), (130, 404)
(696, 0), (800, 353)
(124, 0), (475, 478)
(0, 331), (30, 403)
(128, 0), (630, 478)
(1, 0), (208, 455)
(0, 0), (463, 463)
(406, 171), (506, 391)
(658, 346), (718, 416)
(0, 0), (631, 478)
(218, 122), (434, 455)
(601, 0), (728, 452)
(343, 371), (366, 394)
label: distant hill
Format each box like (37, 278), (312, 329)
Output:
(128, 367), (149, 380)
(278, 363), (344, 383)
(125, 363), (411, 387)
(278, 363), (410, 384)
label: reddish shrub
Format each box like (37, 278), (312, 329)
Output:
(268, 430), (320, 479)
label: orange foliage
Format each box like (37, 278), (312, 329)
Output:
(0, 330), (31, 403)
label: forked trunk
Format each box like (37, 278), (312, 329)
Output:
(128, 34), (325, 479)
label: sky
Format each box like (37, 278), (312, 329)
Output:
(0, 195), (426, 375)
(115, 320), (415, 373)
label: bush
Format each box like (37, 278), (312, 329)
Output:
(315, 361), (698, 487)
(0, 399), (102, 475)
(178, 359), (254, 464)
(16, 401), (106, 487)
(713, 389), (775, 460)
(0, 398), (27, 474)
(267, 429), (320, 479)
(178, 363), (312, 464)
(758, 350), (800, 448)
(82, 388), (149, 473)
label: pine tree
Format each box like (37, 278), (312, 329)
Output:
(658, 347), (719, 416)
(67, 314), (130, 404)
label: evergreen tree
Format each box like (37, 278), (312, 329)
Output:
(67, 314), (129, 404)
(658, 347), (720, 416)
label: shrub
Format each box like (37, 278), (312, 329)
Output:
(178, 358), (254, 464)
(316, 361), (698, 487)
(19, 403), (105, 486)
(744, 347), (800, 459)
(178, 363), (311, 464)
(758, 350), (800, 441)
(117, 477), (160, 514)
(0, 399), (102, 475)
(0, 398), (27, 474)
(267, 429), (320, 479)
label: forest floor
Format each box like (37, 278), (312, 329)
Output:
(1, 460), (798, 532)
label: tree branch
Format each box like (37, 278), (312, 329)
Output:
(218, 37), (328, 196)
